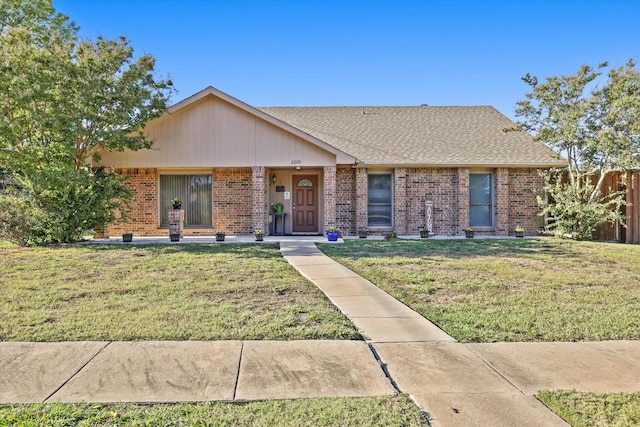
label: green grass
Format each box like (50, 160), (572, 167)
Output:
(0, 243), (360, 341)
(318, 238), (640, 342)
(538, 390), (640, 426)
(0, 396), (429, 426)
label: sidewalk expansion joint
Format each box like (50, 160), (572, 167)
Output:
(232, 341), (245, 401)
(464, 344), (527, 395)
(367, 343), (401, 395)
(43, 341), (112, 403)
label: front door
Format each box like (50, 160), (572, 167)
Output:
(293, 175), (318, 233)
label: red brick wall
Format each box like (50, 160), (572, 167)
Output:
(252, 166), (269, 233)
(213, 168), (253, 234)
(106, 167), (254, 237)
(108, 168), (159, 237)
(508, 168), (545, 236)
(336, 167), (356, 235)
(394, 168), (408, 234)
(495, 168), (509, 236)
(405, 168), (461, 236)
(106, 166), (545, 238)
(331, 167), (544, 238)
(323, 166), (337, 233)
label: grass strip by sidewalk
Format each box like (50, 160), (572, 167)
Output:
(318, 238), (640, 343)
(538, 390), (640, 427)
(0, 243), (360, 341)
(0, 396), (429, 427)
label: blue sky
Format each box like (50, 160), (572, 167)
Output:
(53, 0), (639, 120)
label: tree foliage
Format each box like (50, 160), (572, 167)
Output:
(516, 61), (640, 239)
(0, 0), (173, 244)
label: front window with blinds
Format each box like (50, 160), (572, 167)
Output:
(368, 173), (392, 227)
(160, 175), (212, 227)
(469, 173), (493, 227)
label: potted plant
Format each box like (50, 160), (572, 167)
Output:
(254, 229), (265, 241)
(122, 232), (133, 242)
(358, 227), (369, 238)
(216, 231), (226, 242)
(419, 227), (429, 238)
(515, 226), (525, 238)
(384, 230), (398, 240)
(169, 232), (180, 242)
(327, 226), (340, 242)
(171, 197), (182, 209)
(465, 227), (474, 238)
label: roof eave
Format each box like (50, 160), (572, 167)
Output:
(351, 161), (568, 169)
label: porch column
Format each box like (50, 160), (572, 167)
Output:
(323, 165), (337, 233)
(252, 166), (268, 233)
(496, 168), (509, 236)
(393, 168), (408, 234)
(355, 168), (368, 230)
(457, 168), (470, 235)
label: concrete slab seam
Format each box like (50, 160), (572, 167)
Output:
(464, 344), (527, 396)
(367, 343), (401, 395)
(43, 341), (112, 403)
(367, 344), (435, 425)
(232, 341), (245, 401)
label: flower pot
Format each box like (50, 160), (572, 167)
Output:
(255, 234), (264, 241)
(169, 233), (180, 242)
(515, 231), (524, 238)
(172, 203), (182, 210)
(216, 234), (225, 242)
(465, 230), (474, 238)
(358, 232), (368, 238)
(420, 231), (429, 238)
(327, 231), (340, 242)
(122, 233), (133, 242)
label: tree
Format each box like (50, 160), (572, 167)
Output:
(0, 0), (173, 243)
(515, 61), (640, 240)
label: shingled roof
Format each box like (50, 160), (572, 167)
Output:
(258, 106), (566, 167)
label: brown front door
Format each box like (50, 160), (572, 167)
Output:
(293, 175), (318, 233)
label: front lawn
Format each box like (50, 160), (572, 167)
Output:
(0, 395), (429, 426)
(318, 238), (640, 343)
(0, 243), (360, 341)
(538, 390), (640, 426)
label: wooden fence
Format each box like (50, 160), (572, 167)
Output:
(592, 172), (640, 243)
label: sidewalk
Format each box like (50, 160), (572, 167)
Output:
(0, 341), (395, 404)
(1, 239), (639, 427)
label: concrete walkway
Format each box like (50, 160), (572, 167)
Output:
(281, 240), (640, 427)
(2, 238), (640, 427)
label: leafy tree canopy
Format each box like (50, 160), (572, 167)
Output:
(0, 0), (173, 244)
(516, 61), (640, 239)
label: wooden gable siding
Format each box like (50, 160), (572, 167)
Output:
(99, 95), (336, 168)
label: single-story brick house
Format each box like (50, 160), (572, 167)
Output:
(97, 86), (567, 238)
